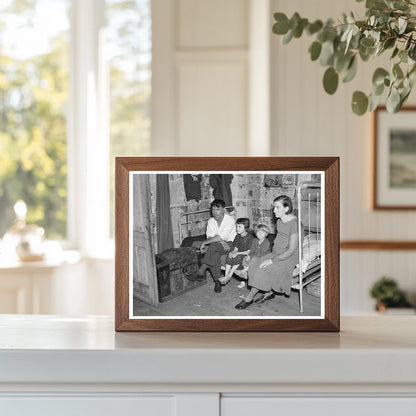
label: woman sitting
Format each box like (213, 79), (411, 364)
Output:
(235, 195), (300, 310)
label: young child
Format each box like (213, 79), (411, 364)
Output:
(219, 218), (253, 285)
(241, 224), (271, 274)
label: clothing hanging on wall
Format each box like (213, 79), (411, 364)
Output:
(209, 174), (233, 206)
(183, 174), (202, 202)
(156, 174), (174, 253)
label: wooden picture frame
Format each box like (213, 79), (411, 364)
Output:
(373, 106), (416, 210)
(115, 157), (339, 332)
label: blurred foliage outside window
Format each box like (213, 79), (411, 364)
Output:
(107, 0), (151, 238)
(0, 0), (151, 241)
(0, 0), (70, 239)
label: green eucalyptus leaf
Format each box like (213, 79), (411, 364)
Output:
(282, 29), (294, 44)
(384, 77), (391, 87)
(401, 88), (411, 106)
(391, 47), (399, 59)
(366, 0), (388, 10)
(405, 34), (413, 51)
(393, 0), (409, 12)
(374, 82), (385, 96)
(293, 18), (308, 38)
(359, 44), (375, 61)
(372, 67), (389, 85)
(383, 37), (396, 50)
(369, 92), (383, 111)
(399, 50), (408, 63)
(323, 67), (339, 94)
(387, 87), (401, 113)
(317, 29), (329, 43)
(342, 56), (358, 82)
(409, 45), (416, 60)
(398, 17), (407, 34)
(352, 91), (369, 115)
(273, 13), (290, 34)
(307, 20), (323, 35)
(360, 37), (375, 48)
(334, 52), (352, 72)
(393, 63), (404, 79)
(320, 40), (335, 66)
(309, 41), (322, 61)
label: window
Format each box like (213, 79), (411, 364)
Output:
(0, 0), (70, 239)
(106, 0), (151, 237)
(0, 0), (151, 253)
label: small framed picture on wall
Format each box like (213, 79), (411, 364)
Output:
(374, 106), (416, 210)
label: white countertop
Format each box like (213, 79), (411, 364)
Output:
(0, 315), (415, 387)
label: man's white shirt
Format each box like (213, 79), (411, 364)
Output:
(206, 213), (236, 242)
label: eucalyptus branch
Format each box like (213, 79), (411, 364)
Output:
(272, 0), (416, 115)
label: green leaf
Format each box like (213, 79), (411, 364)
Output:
(359, 44), (375, 61)
(320, 40), (335, 66)
(386, 87), (401, 113)
(273, 13), (290, 35)
(323, 67), (339, 94)
(307, 20), (323, 35)
(399, 49), (408, 63)
(374, 82), (385, 96)
(293, 18), (308, 38)
(366, 0), (388, 10)
(290, 12), (301, 30)
(405, 34), (413, 51)
(383, 37), (396, 50)
(391, 47), (399, 59)
(282, 29), (293, 44)
(393, 63), (404, 79)
(360, 37), (375, 48)
(372, 68), (389, 86)
(309, 41), (322, 61)
(369, 92), (383, 111)
(398, 17), (407, 34)
(352, 91), (369, 115)
(342, 56), (358, 83)
(334, 52), (352, 73)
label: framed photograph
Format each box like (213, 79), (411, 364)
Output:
(115, 157), (339, 331)
(374, 106), (416, 210)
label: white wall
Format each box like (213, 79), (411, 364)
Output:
(81, 0), (416, 316)
(271, 0), (416, 313)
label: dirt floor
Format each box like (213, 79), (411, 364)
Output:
(133, 273), (322, 317)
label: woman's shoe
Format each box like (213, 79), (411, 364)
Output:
(235, 299), (254, 309)
(254, 293), (275, 304)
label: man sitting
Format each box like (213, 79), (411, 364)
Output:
(192, 199), (236, 293)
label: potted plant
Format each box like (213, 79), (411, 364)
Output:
(272, 0), (416, 115)
(369, 276), (412, 312)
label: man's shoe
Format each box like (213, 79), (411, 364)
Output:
(235, 299), (253, 309)
(214, 281), (222, 293)
(254, 293), (275, 304)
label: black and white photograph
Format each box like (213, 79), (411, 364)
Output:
(129, 171), (324, 318)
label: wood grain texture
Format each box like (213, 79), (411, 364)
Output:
(115, 159), (130, 330)
(115, 157), (340, 332)
(341, 241), (416, 250)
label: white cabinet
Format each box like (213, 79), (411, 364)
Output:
(0, 316), (415, 415)
(222, 398), (416, 416)
(1, 397), (175, 416)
